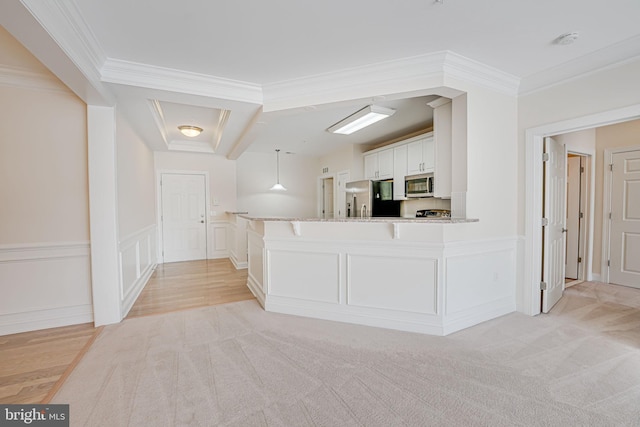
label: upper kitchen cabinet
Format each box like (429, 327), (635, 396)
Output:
(364, 148), (393, 180)
(427, 97), (452, 199)
(393, 144), (408, 200)
(406, 137), (434, 175)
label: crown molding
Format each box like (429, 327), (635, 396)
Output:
(102, 58), (263, 105)
(21, 0), (106, 85)
(519, 36), (640, 96)
(442, 51), (520, 96)
(0, 64), (71, 95)
(263, 51), (520, 111)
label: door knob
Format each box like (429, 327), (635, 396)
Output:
(561, 228), (567, 233)
(200, 220), (205, 223)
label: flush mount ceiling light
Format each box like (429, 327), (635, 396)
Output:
(327, 105), (396, 135)
(553, 32), (579, 45)
(178, 125), (203, 137)
(269, 149), (287, 191)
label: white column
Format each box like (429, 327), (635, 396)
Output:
(88, 105), (121, 325)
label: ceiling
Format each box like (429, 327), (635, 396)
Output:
(2, 0), (640, 158)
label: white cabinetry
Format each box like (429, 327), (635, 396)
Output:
(393, 145), (407, 200)
(407, 137), (434, 175)
(364, 148), (393, 180)
(428, 97), (452, 198)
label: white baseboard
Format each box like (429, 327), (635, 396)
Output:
(591, 273), (602, 282)
(246, 275), (265, 308)
(230, 256), (248, 270)
(121, 262), (156, 318)
(442, 297), (516, 335)
(0, 242), (93, 336)
(0, 304), (93, 336)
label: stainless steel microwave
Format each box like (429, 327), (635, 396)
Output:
(405, 173), (434, 198)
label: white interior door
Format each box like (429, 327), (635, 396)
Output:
(609, 150), (640, 288)
(322, 177), (334, 218)
(565, 156), (581, 280)
(542, 137), (567, 313)
(161, 173), (207, 263)
(336, 171), (350, 218)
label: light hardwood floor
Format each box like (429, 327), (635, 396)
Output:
(127, 258), (253, 319)
(0, 323), (100, 404)
(1, 258), (253, 404)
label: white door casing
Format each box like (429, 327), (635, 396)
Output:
(322, 177), (334, 218)
(542, 137), (567, 313)
(160, 173), (207, 263)
(608, 149), (640, 288)
(565, 156), (581, 280)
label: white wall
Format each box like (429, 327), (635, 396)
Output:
(236, 152), (319, 217)
(318, 144), (366, 181)
(0, 27), (92, 334)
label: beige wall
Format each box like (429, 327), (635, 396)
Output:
(0, 30), (89, 244)
(592, 119), (640, 274)
(116, 111), (156, 238)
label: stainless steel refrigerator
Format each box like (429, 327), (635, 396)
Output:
(345, 180), (400, 218)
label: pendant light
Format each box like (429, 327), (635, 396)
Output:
(269, 149), (287, 191)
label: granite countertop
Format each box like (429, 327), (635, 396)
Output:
(238, 215), (478, 224)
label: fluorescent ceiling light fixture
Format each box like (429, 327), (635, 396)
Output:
(327, 105), (396, 135)
(178, 125), (203, 137)
(269, 149), (287, 191)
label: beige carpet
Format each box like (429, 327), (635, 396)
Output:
(53, 282), (640, 426)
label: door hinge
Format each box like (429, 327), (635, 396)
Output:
(580, 166), (584, 173)
(542, 153), (550, 162)
(541, 218), (549, 227)
(609, 164), (613, 171)
(609, 212), (612, 220)
(579, 212), (584, 219)
(608, 260), (610, 267)
(578, 257), (582, 263)
(540, 281), (548, 291)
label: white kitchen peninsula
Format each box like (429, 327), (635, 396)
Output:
(242, 216), (516, 336)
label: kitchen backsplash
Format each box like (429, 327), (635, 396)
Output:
(400, 198), (452, 217)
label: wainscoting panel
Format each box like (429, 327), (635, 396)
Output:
(247, 230), (265, 305)
(119, 225), (157, 318)
(208, 221), (228, 259)
(347, 253), (438, 315)
(268, 249), (341, 303)
(0, 242), (93, 335)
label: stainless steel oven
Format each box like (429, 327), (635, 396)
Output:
(404, 173), (434, 198)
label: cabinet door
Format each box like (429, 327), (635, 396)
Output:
(364, 153), (378, 180)
(422, 137), (435, 173)
(406, 140), (423, 175)
(393, 145), (407, 200)
(377, 149), (394, 179)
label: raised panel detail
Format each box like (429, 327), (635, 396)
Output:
(347, 254), (437, 314)
(269, 250), (340, 303)
(624, 180), (640, 220)
(625, 158), (640, 173)
(623, 233), (640, 274)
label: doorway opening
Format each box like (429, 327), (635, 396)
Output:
(321, 177), (334, 218)
(565, 153), (590, 287)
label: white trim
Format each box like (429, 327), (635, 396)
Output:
(523, 104), (640, 316)
(102, 58), (263, 104)
(156, 170), (210, 263)
(119, 224), (157, 247)
(0, 242), (90, 262)
(442, 297), (515, 335)
(0, 304), (93, 336)
(0, 242), (93, 336)
(263, 50), (519, 111)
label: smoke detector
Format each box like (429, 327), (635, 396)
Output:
(554, 32), (579, 45)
